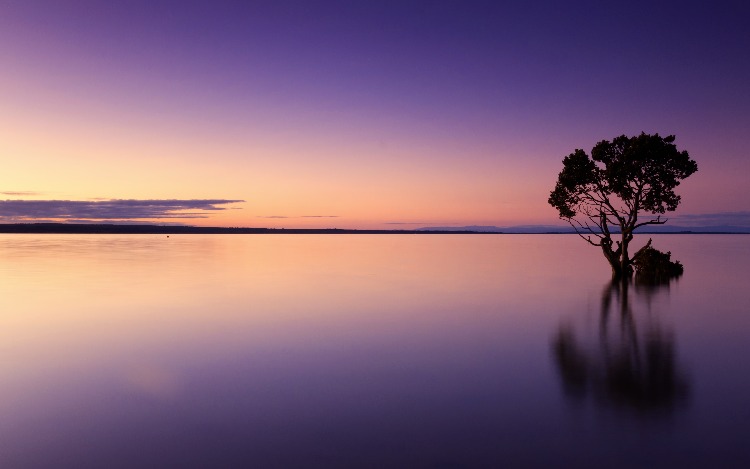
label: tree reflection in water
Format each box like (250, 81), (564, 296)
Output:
(553, 279), (690, 416)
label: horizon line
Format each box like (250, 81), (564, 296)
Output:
(0, 222), (748, 235)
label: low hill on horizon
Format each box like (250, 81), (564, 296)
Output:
(417, 224), (750, 234)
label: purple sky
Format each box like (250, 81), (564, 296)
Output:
(1, 1), (748, 227)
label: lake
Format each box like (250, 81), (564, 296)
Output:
(1, 234), (749, 468)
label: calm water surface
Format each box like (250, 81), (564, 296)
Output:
(1, 234), (749, 468)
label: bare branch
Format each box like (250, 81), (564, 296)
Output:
(600, 195), (625, 226)
(633, 216), (668, 230)
(568, 217), (604, 244)
(567, 219), (603, 246)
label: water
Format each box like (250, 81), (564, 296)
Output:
(0, 234), (748, 468)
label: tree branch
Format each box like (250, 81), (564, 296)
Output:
(633, 216), (668, 230)
(567, 218), (603, 246)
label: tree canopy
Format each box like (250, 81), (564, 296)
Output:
(549, 133), (697, 279)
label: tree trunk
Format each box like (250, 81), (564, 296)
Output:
(620, 232), (630, 278)
(610, 263), (623, 280)
(601, 242), (623, 280)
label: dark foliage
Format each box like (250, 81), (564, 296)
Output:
(633, 245), (684, 284)
(549, 133), (697, 278)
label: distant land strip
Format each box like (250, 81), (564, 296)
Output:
(0, 223), (496, 235)
(0, 223), (747, 235)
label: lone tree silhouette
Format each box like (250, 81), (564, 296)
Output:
(549, 133), (697, 279)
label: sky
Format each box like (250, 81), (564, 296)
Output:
(1, 0), (748, 229)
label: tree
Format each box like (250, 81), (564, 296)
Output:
(548, 133), (698, 279)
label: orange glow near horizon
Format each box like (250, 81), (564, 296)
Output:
(0, 108), (560, 229)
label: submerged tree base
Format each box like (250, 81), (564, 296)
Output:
(632, 243), (684, 284)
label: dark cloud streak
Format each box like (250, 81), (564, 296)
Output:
(257, 215), (339, 219)
(385, 222), (461, 225)
(1, 191), (41, 196)
(0, 199), (244, 221)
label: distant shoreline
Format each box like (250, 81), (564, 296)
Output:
(0, 223), (490, 235)
(0, 223), (747, 235)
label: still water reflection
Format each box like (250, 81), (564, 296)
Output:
(553, 280), (690, 416)
(0, 234), (749, 467)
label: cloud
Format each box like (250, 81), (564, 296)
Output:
(384, 221), (460, 225)
(1, 191), (41, 196)
(0, 199), (244, 222)
(671, 211), (750, 227)
(257, 215), (339, 219)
